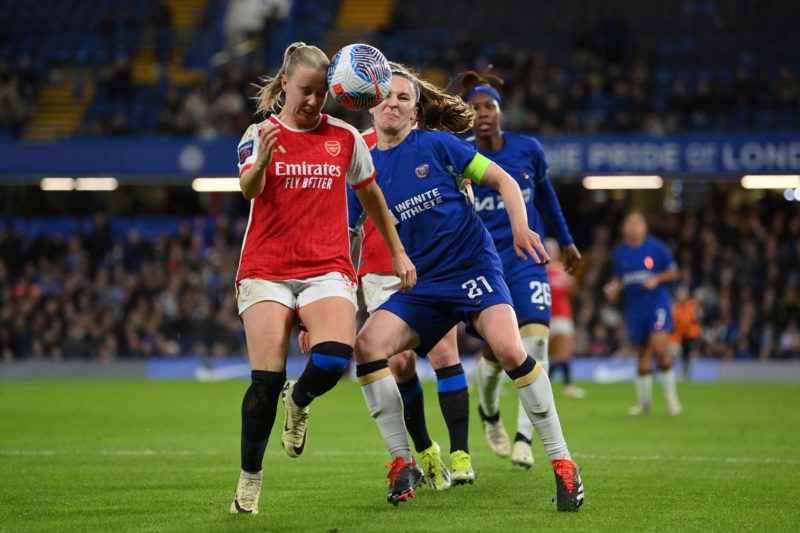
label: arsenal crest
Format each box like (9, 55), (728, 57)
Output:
(415, 164), (430, 178)
(325, 140), (341, 156)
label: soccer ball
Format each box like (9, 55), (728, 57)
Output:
(328, 43), (392, 110)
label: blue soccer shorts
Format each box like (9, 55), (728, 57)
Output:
(378, 257), (513, 357)
(503, 260), (551, 325)
(624, 304), (674, 345)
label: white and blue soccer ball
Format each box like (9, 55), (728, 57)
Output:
(328, 43), (392, 110)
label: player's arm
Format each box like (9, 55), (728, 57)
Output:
(641, 265), (679, 290)
(567, 270), (579, 296)
(469, 154), (549, 263)
(240, 122), (279, 199)
(534, 177), (581, 273)
(603, 276), (622, 302)
(355, 181), (416, 291)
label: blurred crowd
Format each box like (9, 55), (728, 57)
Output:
(0, 214), (246, 361)
(1, 1), (798, 363)
(140, 44), (800, 139)
(0, 55), (41, 139)
(568, 194), (800, 361)
(3, 0), (798, 139)
(1, 194), (798, 362)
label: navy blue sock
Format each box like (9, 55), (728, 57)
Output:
(241, 370), (285, 472)
(397, 374), (433, 452)
(436, 363), (470, 454)
(563, 361), (572, 385)
(292, 342), (352, 408)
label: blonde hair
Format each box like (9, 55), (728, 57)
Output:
(253, 42), (330, 115)
(389, 62), (475, 133)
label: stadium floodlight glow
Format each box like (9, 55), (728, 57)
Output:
(192, 177), (241, 192)
(75, 177), (119, 191)
(40, 177), (75, 191)
(741, 175), (800, 189)
(582, 175), (663, 190)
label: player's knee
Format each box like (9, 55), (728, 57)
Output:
(481, 345), (499, 364)
(428, 344), (459, 369)
(310, 341), (352, 375)
(520, 323), (549, 367)
(389, 350), (416, 381)
(354, 331), (381, 363)
(488, 339), (526, 368)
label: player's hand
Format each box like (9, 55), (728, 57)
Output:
(298, 329), (311, 354)
(392, 252), (416, 292)
(240, 123), (280, 199)
(255, 122), (279, 169)
(641, 276), (659, 290)
(603, 279), (620, 301)
(562, 243), (582, 274)
(513, 228), (550, 263)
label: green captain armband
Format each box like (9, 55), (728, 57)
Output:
(463, 153), (492, 184)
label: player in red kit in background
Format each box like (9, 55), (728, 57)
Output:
(229, 42), (414, 516)
(545, 237), (585, 399)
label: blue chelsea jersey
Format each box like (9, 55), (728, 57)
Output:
(469, 132), (552, 266)
(365, 129), (499, 278)
(612, 235), (677, 309)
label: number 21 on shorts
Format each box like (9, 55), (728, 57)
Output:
(462, 276), (494, 299)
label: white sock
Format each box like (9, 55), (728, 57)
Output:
(476, 356), (503, 416)
(516, 399), (534, 441)
(516, 367), (570, 461)
(360, 373), (412, 461)
(517, 326), (549, 442)
(659, 367), (679, 402)
(520, 325), (549, 374)
(636, 374), (653, 407)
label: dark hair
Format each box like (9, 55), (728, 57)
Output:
(390, 62), (475, 133)
(455, 65), (505, 101)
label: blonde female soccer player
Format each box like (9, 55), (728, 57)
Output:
(229, 42), (414, 515)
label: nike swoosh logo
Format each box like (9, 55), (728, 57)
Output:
(233, 498), (253, 513)
(282, 421), (306, 456)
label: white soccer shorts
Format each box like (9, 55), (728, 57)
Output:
(237, 272), (358, 315)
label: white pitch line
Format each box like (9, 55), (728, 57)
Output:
(0, 450), (797, 465)
(572, 453), (800, 465)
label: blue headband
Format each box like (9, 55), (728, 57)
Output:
(465, 85), (502, 105)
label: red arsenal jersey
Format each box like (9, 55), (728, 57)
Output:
(547, 262), (574, 319)
(355, 127), (394, 276)
(236, 114), (375, 284)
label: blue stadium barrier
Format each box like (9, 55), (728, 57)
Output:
(1, 133), (799, 181)
(143, 355), (800, 383)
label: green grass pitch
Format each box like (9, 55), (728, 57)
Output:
(1, 378), (799, 532)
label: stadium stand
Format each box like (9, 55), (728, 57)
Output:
(2, 0), (798, 139)
(0, 0), (798, 361)
(1, 198), (797, 361)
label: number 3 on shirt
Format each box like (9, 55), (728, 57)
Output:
(462, 276), (495, 299)
(530, 280), (552, 306)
